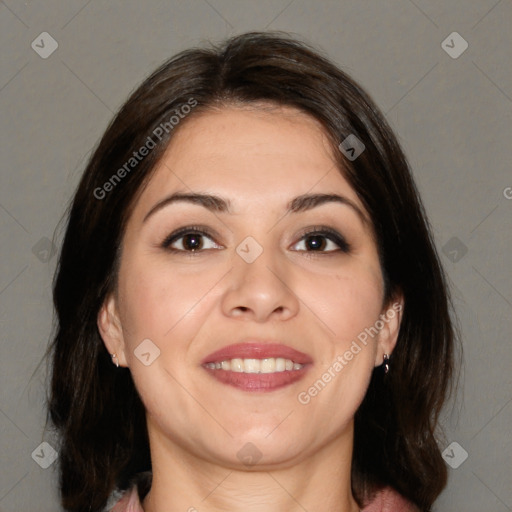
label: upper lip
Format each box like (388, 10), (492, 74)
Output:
(201, 342), (313, 365)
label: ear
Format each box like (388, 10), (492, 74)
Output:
(374, 294), (404, 368)
(97, 292), (128, 367)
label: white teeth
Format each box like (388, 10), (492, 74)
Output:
(205, 357), (304, 373)
(260, 358), (276, 373)
(275, 357), (285, 371)
(231, 358), (244, 372)
(244, 359), (260, 373)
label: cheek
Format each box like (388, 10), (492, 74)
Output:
(300, 263), (384, 345)
(117, 255), (226, 356)
(296, 261), (383, 401)
(295, 268), (381, 416)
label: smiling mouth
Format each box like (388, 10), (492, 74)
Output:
(201, 342), (313, 392)
(204, 357), (304, 373)
(202, 362), (311, 392)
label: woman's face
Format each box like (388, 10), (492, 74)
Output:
(99, 105), (401, 469)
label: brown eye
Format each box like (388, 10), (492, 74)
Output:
(304, 235), (327, 251)
(291, 228), (351, 253)
(181, 233), (203, 251)
(162, 227), (223, 253)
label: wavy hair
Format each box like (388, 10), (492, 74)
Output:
(43, 31), (459, 511)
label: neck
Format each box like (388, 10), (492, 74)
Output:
(141, 420), (360, 512)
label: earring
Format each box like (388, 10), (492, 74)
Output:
(111, 353), (119, 368)
(383, 353), (390, 374)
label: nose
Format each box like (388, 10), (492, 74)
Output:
(221, 250), (300, 323)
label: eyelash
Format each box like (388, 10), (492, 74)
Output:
(160, 225), (351, 255)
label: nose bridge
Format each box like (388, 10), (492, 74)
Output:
(235, 241), (286, 298)
(237, 245), (282, 291)
(221, 238), (299, 321)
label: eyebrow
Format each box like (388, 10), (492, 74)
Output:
(143, 191), (369, 226)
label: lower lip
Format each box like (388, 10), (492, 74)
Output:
(202, 365), (312, 392)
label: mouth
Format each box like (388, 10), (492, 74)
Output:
(201, 342), (313, 392)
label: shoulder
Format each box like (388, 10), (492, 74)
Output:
(361, 486), (420, 512)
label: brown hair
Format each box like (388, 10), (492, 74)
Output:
(43, 31), (459, 511)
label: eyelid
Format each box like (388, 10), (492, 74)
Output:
(291, 226), (351, 253)
(160, 224), (350, 254)
(160, 225), (223, 250)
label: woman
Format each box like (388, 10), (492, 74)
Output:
(45, 32), (458, 512)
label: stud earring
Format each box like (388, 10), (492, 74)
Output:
(111, 353), (119, 368)
(383, 353), (390, 374)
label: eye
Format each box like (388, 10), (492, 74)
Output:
(291, 227), (350, 253)
(161, 226), (223, 253)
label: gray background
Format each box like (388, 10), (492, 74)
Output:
(0, 1), (511, 511)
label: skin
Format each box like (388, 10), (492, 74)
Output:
(98, 105), (403, 512)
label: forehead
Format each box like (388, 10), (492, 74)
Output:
(134, 105), (364, 215)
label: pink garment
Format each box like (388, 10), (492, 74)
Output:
(110, 484), (143, 512)
(109, 483), (419, 512)
(362, 486), (420, 512)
